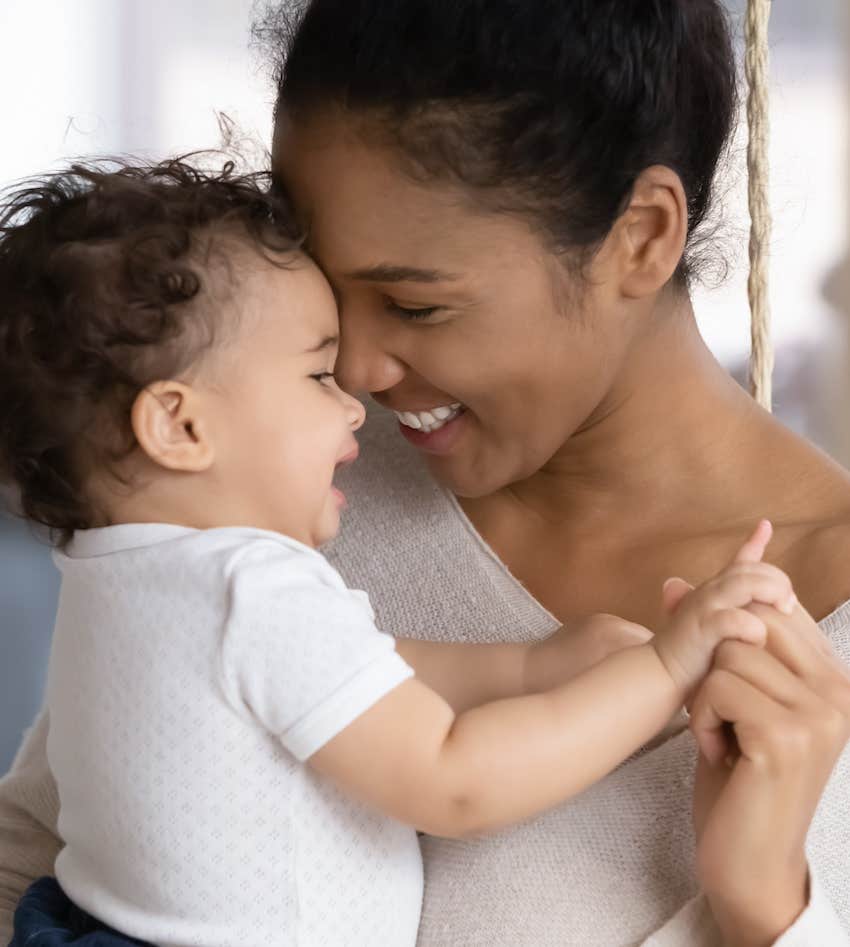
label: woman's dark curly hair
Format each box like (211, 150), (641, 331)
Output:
(0, 156), (302, 545)
(259, 0), (738, 285)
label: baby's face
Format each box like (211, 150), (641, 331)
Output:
(204, 252), (364, 547)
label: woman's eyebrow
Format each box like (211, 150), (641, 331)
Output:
(345, 264), (461, 283)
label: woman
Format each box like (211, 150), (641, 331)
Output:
(2, 1), (850, 944)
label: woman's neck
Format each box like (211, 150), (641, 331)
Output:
(494, 300), (825, 537)
(462, 297), (850, 623)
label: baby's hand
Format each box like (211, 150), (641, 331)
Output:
(652, 520), (797, 695)
(525, 613), (653, 694)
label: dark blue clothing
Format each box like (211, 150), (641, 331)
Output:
(9, 878), (151, 947)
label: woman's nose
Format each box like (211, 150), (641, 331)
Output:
(335, 305), (406, 396)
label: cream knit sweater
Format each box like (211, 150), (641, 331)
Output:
(1, 408), (849, 946)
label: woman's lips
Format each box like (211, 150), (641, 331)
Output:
(397, 409), (468, 455)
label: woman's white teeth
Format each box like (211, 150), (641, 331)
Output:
(396, 404), (462, 433)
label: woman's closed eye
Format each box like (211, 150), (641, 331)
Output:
(383, 298), (441, 321)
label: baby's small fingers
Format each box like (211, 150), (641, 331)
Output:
(708, 566), (797, 615)
(701, 608), (768, 647)
(718, 560), (793, 588)
(732, 519), (772, 565)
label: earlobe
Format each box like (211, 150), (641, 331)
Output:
(619, 166), (689, 299)
(131, 381), (215, 473)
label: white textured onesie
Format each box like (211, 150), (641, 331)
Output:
(45, 523), (421, 947)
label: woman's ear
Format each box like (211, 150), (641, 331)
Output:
(617, 165), (689, 299)
(130, 381), (214, 473)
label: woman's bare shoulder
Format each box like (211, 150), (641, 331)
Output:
(757, 430), (850, 617)
(780, 504), (850, 621)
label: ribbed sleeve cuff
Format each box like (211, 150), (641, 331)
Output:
(773, 867), (849, 946)
(642, 868), (849, 947)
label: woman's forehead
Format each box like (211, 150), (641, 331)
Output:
(277, 116), (450, 223)
(274, 114), (533, 275)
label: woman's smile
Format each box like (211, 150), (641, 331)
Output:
(394, 405), (469, 455)
(392, 403), (464, 434)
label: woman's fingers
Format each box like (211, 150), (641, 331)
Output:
(661, 577), (693, 616)
(690, 646), (850, 770)
(747, 602), (840, 678)
(711, 640), (816, 709)
(701, 609), (767, 647)
(691, 713), (732, 768)
(689, 667), (781, 766)
(703, 563), (796, 615)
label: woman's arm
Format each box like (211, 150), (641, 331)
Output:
(638, 872), (850, 947)
(641, 581), (850, 947)
(639, 601), (850, 947)
(0, 710), (62, 943)
(687, 602), (850, 946)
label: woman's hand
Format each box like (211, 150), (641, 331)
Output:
(687, 601), (850, 947)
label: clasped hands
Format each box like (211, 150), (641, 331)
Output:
(534, 521), (850, 947)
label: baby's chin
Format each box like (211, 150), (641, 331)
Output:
(302, 510), (343, 550)
(314, 519), (343, 550)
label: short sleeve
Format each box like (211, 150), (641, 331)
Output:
(218, 541), (414, 761)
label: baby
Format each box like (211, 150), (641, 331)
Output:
(0, 159), (796, 947)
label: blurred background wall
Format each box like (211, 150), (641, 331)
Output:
(0, 0), (848, 773)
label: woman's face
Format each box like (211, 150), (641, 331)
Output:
(275, 112), (640, 498)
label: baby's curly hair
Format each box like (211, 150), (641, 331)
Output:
(0, 156), (303, 544)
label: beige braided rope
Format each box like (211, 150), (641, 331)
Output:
(745, 0), (774, 410)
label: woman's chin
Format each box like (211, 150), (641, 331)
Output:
(422, 452), (512, 500)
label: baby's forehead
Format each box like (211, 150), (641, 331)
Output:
(221, 244), (340, 350)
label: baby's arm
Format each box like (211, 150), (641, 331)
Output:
(311, 641), (678, 838)
(312, 523), (794, 837)
(396, 614), (652, 713)
(394, 522), (784, 715)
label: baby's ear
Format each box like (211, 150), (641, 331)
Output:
(131, 381), (214, 472)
